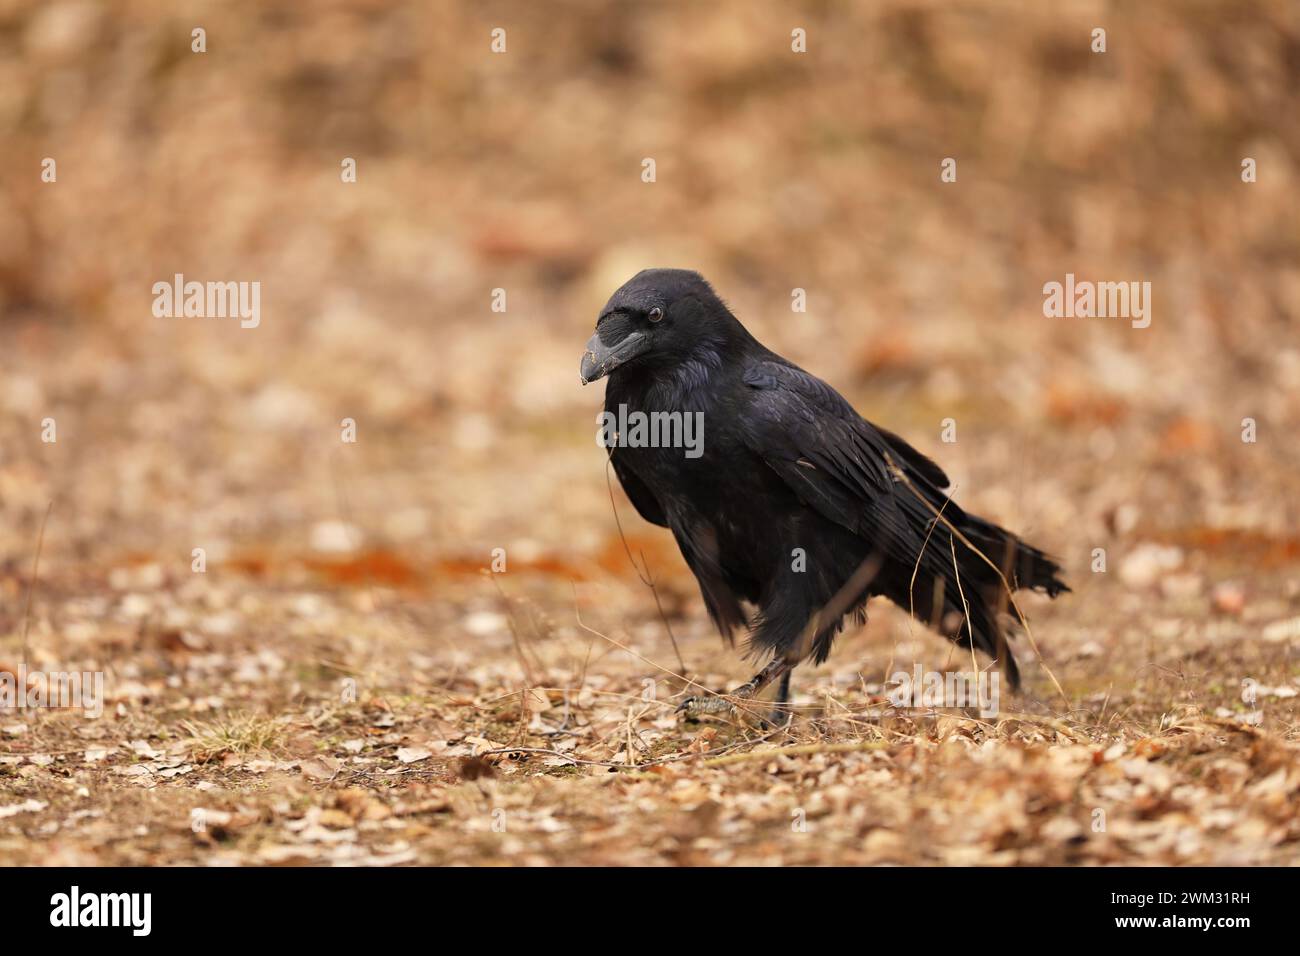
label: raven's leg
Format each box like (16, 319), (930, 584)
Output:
(676, 657), (795, 720)
(769, 668), (794, 727)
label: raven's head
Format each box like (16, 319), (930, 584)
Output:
(580, 269), (741, 385)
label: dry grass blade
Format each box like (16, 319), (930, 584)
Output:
(20, 501), (54, 675)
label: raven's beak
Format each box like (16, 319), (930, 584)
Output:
(579, 330), (647, 385)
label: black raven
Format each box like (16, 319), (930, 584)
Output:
(580, 269), (1068, 722)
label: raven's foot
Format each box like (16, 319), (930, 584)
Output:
(675, 673), (765, 720)
(674, 694), (737, 719)
(675, 659), (796, 725)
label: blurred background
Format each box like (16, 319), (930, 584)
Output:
(3, 0), (1300, 868)
(1, 0), (1298, 681)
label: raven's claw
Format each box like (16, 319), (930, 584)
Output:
(675, 695), (735, 718)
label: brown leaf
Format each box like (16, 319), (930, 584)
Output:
(300, 757), (340, 781)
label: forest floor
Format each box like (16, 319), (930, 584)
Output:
(2, 446), (1297, 865)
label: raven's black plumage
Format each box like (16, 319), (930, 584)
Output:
(581, 269), (1067, 709)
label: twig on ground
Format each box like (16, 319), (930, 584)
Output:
(20, 501), (54, 678)
(702, 739), (890, 768)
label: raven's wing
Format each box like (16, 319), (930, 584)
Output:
(875, 425), (949, 489)
(737, 359), (1065, 690)
(738, 360), (948, 556)
(610, 449), (669, 527)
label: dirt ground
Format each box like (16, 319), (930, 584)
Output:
(1, 1), (1298, 865)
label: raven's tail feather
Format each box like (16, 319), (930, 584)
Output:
(947, 513), (1067, 691)
(958, 513), (1071, 602)
(883, 509), (1068, 693)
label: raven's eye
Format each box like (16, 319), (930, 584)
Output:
(648, 307), (663, 322)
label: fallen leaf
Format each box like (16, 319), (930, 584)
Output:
(396, 747), (431, 764)
(300, 757), (340, 781)
(0, 799), (48, 818)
